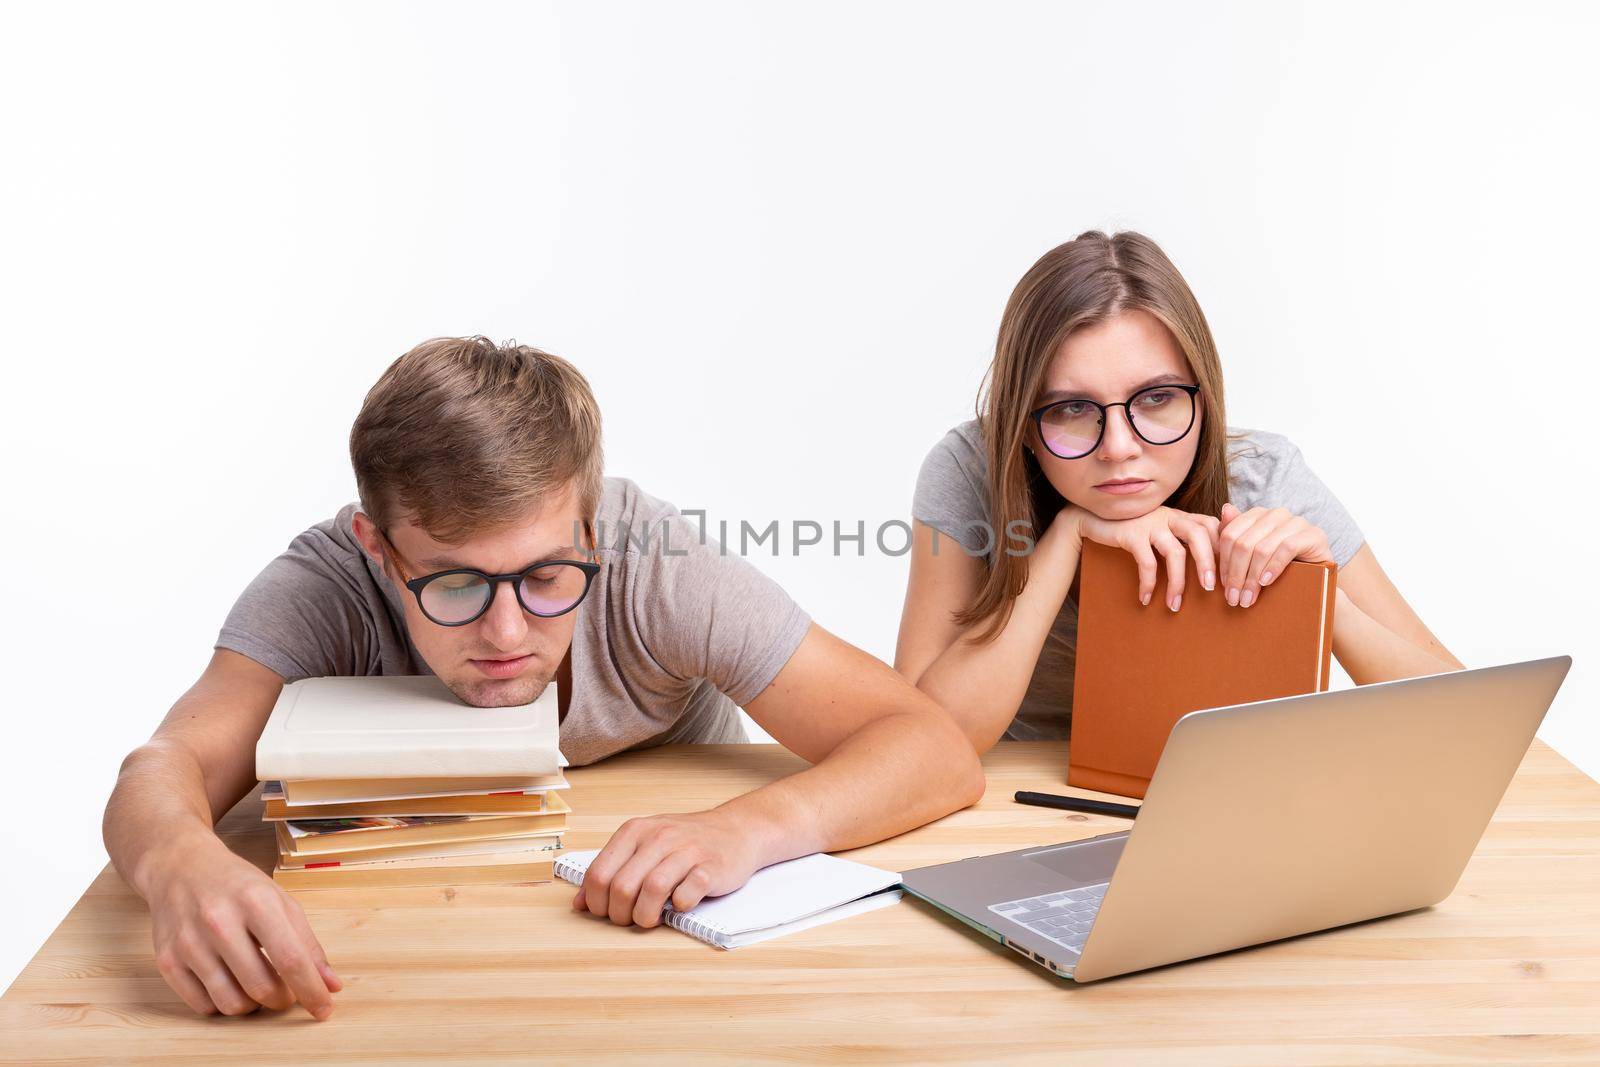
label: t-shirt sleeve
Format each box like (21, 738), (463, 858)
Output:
(626, 508), (813, 708)
(1237, 434), (1366, 569)
(214, 533), (374, 682)
(912, 428), (993, 555)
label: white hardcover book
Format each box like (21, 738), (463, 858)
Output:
(255, 675), (562, 781)
(555, 850), (902, 949)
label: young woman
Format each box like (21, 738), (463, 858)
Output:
(895, 230), (1463, 752)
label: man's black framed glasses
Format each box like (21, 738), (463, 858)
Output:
(1030, 383), (1201, 460)
(379, 530), (601, 627)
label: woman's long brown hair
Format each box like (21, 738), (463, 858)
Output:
(957, 230), (1242, 642)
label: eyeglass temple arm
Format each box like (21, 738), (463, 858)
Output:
(376, 529), (413, 584)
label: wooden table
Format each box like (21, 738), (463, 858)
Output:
(4, 741), (1600, 1064)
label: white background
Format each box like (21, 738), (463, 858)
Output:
(2, 1), (1596, 993)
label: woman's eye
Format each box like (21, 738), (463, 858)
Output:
(1136, 389), (1175, 407)
(1060, 401), (1094, 417)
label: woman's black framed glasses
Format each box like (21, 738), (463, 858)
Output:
(1030, 383), (1201, 460)
(379, 530), (601, 627)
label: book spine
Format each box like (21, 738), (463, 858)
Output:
(1317, 562), (1338, 692)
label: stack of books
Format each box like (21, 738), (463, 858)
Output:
(254, 676), (568, 889)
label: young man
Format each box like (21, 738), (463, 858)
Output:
(103, 337), (985, 1022)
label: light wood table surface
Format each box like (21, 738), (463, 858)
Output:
(4, 740), (1600, 1064)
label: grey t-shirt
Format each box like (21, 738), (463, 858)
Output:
(216, 477), (813, 767)
(912, 421), (1365, 741)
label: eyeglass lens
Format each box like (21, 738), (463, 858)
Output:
(418, 563), (590, 623)
(1038, 386), (1194, 459)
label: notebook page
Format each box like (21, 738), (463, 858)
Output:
(718, 888), (902, 948)
(555, 850), (901, 936)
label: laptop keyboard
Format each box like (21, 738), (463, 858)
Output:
(987, 882), (1109, 955)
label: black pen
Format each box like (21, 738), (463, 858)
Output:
(1014, 790), (1140, 819)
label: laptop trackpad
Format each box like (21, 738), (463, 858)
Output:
(1023, 836), (1126, 882)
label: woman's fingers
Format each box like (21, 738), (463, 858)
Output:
(1175, 516), (1218, 593)
(1127, 538), (1160, 606)
(1229, 509), (1292, 607)
(1244, 513), (1306, 603)
(1218, 505), (1267, 605)
(1151, 528), (1187, 611)
(1218, 502), (1239, 550)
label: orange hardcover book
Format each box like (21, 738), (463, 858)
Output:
(261, 788), (555, 821)
(1068, 539), (1337, 799)
(259, 790), (566, 825)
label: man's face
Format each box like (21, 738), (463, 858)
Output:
(353, 482), (591, 708)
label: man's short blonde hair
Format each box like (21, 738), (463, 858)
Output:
(350, 336), (604, 543)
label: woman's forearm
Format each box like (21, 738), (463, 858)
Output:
(916, 514), (1084, 751)
(1332, 587), (1463, 685)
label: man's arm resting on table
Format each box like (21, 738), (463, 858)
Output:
(574, 622), (987, 927)
(103, 649), (342, 1020)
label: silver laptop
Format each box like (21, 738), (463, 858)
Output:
(902, 655), (1572, 983)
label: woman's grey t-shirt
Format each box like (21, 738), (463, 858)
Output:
(214, 476), (813, 767)
(912, 421), (1365, 741)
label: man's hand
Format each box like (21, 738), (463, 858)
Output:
(570, 808), (769, 926)
(143, 836), (342, 1019)
(572, 624), (985, 928)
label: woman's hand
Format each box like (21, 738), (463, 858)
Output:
(1072, 505), (1221, 612)
(1217, 503), (1334, 608)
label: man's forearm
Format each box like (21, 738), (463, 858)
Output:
(1332, 589), (1463, 686)
(710, 708), (983, 867)
(103, 740), (231, 900)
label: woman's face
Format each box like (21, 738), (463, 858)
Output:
(1028, 308), (1203, 520)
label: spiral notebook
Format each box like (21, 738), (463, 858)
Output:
(555, 849), (902, 948)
